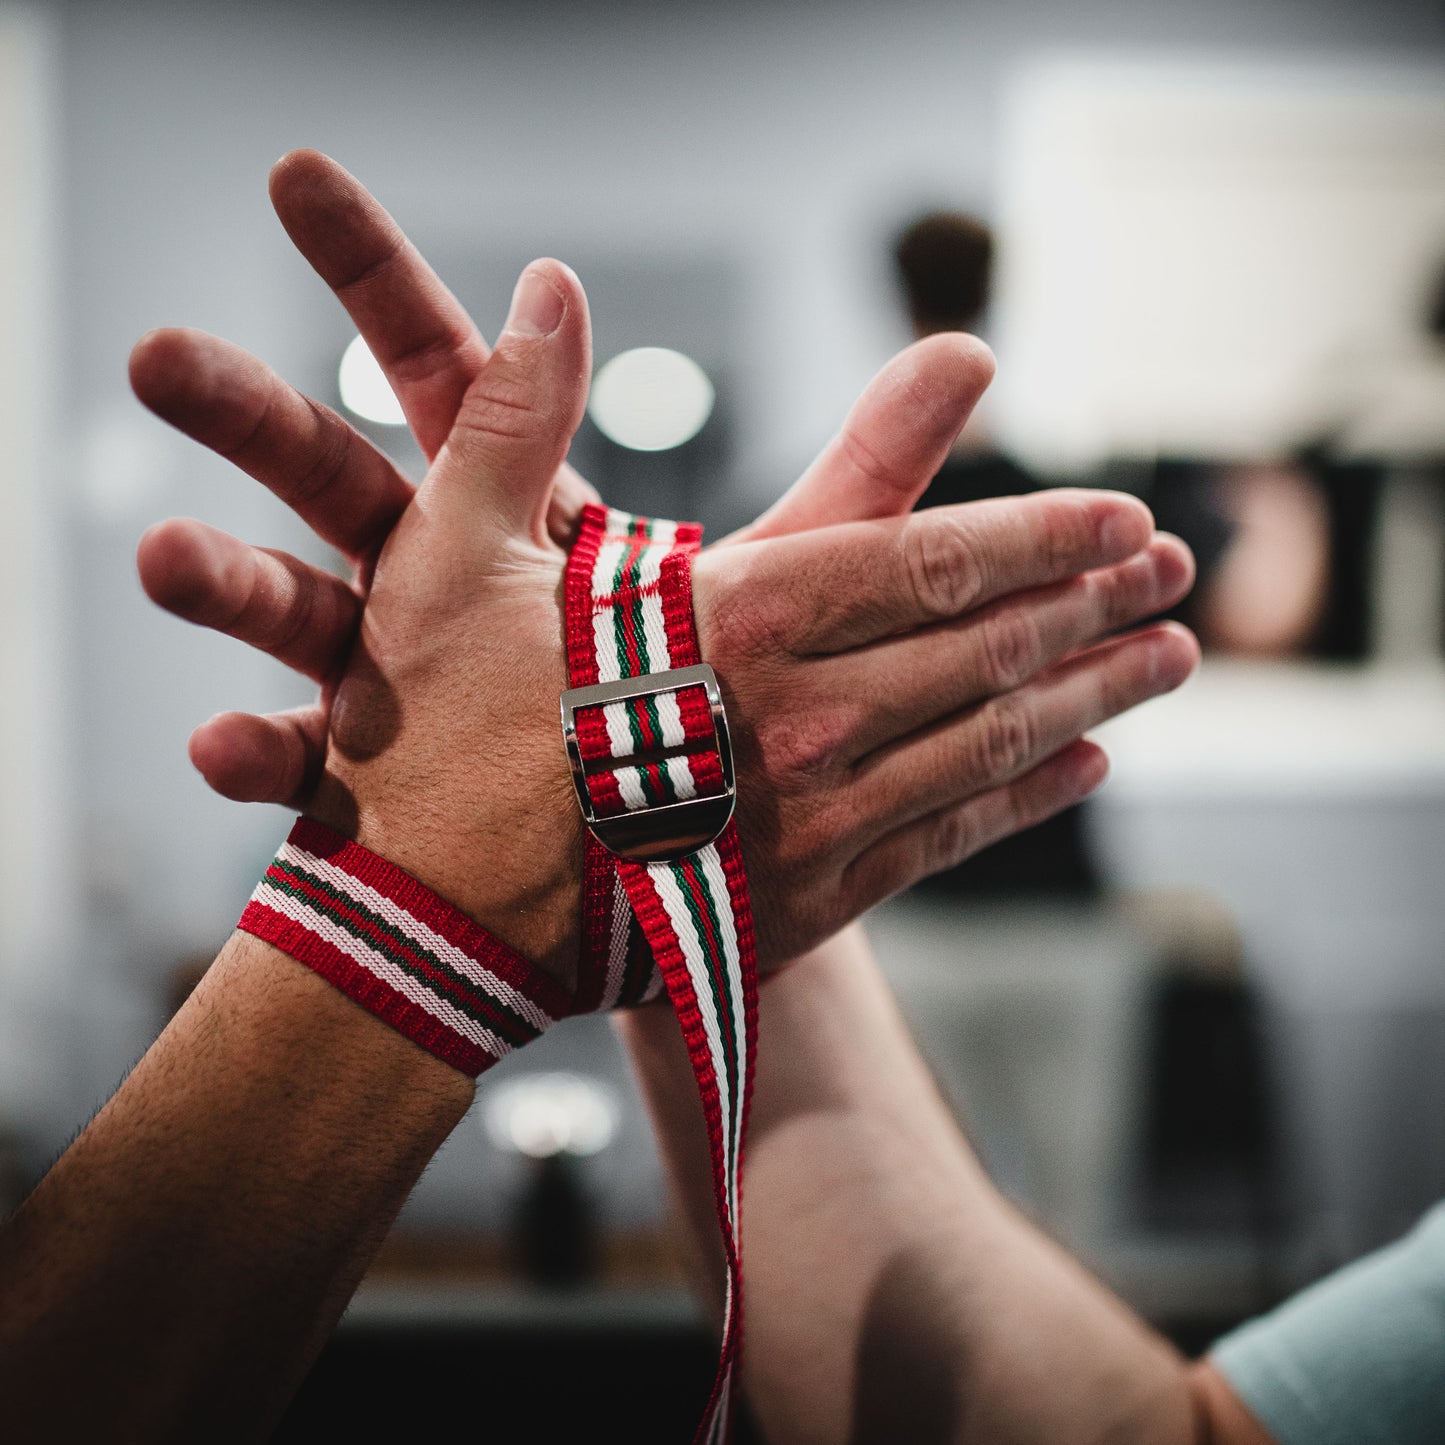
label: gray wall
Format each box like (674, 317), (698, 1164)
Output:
(10, 0), (1444, 1194)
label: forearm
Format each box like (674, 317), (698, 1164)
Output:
(619, 924), (1210, 1445)
(0, 930), (473, 1442)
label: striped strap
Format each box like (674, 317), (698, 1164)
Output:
(564, 504), (759, 1445)
(238, 817), (571, 1077)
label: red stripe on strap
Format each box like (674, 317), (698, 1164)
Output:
(286, 819), (569, 1015)
(564, 503), (608, 689)
(238, 820), (570, 1079)
(563, 506), (757, 1445)
(239, 900), (499, 1076)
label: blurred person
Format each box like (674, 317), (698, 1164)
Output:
(1192, 461), (1330, 657)
(0, 153), (1195, 1441)
(894, 212), (1340, 904)
(894, 209), (1106, 895)
(896, 209), (1333, 661)
(892, 210), (1037, 508)
(112, 159), (1444, 1445)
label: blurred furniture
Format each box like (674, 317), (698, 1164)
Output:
(1092, 659), (1445, 1266)
(867, 895), (1281, 1338)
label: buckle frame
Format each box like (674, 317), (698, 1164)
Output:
(560, 663), (737, 864)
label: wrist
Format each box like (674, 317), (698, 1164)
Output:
(307, 768), (583, 992)
(238, 818), (573, 1077)
(208, 931), (479, 1120)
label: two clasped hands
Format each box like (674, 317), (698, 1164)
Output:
(0, 152), (1257, 1444)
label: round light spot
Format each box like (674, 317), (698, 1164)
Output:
(338, 334), (406, 426)
(484, 1072), (619, 1159)
(588, 347), (715, 452)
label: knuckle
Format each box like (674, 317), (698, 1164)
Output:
(291, 401), (356, 504)
(385, 325), (475, 389)
(1093, 568), (1128, 631)
(972, 697), (1036, 781)
(927, 804), (979, 872)
(839, 425), (910, 502)
(1037, 494), (1094, 576)
(697, 554), (794, 666)
(977, 606), (1042, 691)
(902, 514), (986, 622)
(216, 383), (277, 465)
(454, 372), (547, 444)
(254, 555), (319, 655)
(1098, 561), (1145, 632)
(757, 707), (853, 782)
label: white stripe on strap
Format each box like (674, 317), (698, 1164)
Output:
(280, 841), (556, 1033)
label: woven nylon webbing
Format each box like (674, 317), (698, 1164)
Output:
(238, 817), (572, 1077)
(564, 504), (760, 1445)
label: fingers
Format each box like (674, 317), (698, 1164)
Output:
(137, 519), (361, 683)
(822, 533), (1194, 759)
(842, 739), (1110, 909)
(737, 334), (995, 542)
(850, 621), (1199, 838)
(545, 462), (604, 546)
(268, 149), (490, 460)
(438, 259), (592, 537)
(129, 328), (413, 560)
(712, 488), (1158, 658)
(188, 706), (329, 807)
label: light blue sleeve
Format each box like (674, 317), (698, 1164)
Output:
(1211, 1203), (1445, 1445)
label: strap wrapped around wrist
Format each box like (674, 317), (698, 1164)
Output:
(238, 504), (755, 1444)
(564, 504), (759, 1445)
(238, 817), (571, 1077)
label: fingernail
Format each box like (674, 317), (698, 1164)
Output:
(503, 266), (566, 339)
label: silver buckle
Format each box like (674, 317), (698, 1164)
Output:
(560, 663), (737, 864)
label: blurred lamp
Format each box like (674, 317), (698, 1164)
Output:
(338, 334), (406, 427)
(588, 346), (714, 452)
(485, 1072), (619, 1159)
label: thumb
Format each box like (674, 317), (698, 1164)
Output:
(734, 332), (994, 544)
(436, 258), (592, 539)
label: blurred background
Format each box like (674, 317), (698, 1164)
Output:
(1, 0), (1443, 1436)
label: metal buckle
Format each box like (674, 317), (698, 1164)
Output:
(560, 663), (737, 863)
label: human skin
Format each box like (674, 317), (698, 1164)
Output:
(134, 152), (1197, 993)
(619, 928), (1278, 1445)
(1, 150), (1204, 1443)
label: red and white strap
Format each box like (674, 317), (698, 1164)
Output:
(238, 817), (571, 1077)
(564, 504), (759, 1445)
(237, 504), (757, 1443)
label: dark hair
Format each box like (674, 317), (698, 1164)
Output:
(893, 210), (993, 335)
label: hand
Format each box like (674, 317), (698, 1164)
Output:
(135, 153), (1198, 990)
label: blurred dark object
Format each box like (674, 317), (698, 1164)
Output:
(1305, 456), (1384, 662)
(0, 1120), (32, 1220)
(1130, 456), (1385, 661)
(166, 952), (215, 1020)
(514, 1153), (600, 1290)
(893, 209), (993, 336)
(1135, 461), (1236, 635)
(910, 792), (1101, 900)
(275, 1317), (762, 1444)
(1427, 253), (1445, 342)
(913, 450), (1036, 509)
(1134, 961), (1281, 1236)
